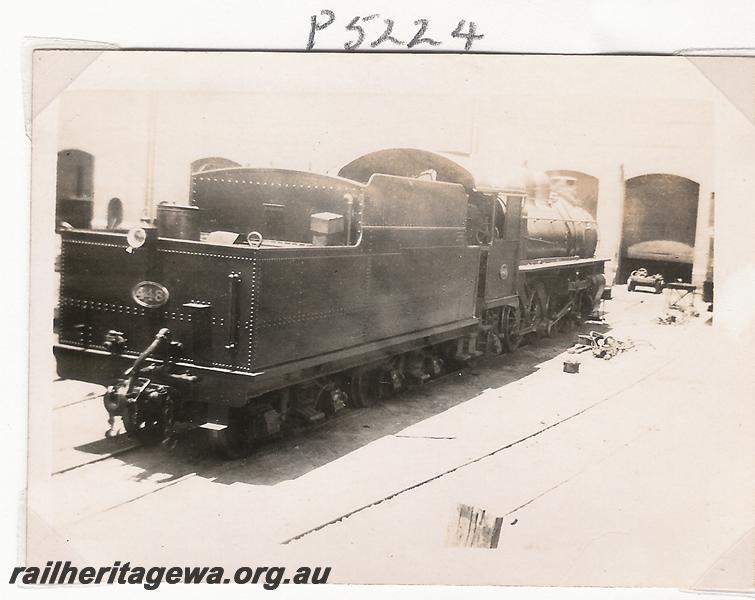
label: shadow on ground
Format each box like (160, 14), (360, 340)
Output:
(72, 319), (612, 487)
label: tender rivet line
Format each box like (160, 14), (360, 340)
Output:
(195, 176), (357, 194)
(260, 254), (359, 263)
(158, 248), (255, 261)
(58, 242), (66, 332)
(248, 253), (258, 369)
(64, 239), (126, 249)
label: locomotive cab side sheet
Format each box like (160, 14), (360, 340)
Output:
(480, 193), (525, 309)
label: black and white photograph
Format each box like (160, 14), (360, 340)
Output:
(19, 45), (755, 592)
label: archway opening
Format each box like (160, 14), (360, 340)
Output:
(619, 174), (699, 284)
(56, 149), (94, 229)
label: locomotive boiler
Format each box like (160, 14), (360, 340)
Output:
(54, 148), (607, 458)
(520, 171), (598, 260)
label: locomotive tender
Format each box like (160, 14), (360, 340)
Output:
(54, 148), (607, 457)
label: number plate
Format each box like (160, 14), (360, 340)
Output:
(131, 281), (170, 308)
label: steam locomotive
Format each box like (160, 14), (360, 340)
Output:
(54, 148), (607, 458)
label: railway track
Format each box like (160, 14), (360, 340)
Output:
(50, 280), (658, 479)
(51, 365), (468, 478)
(49, 290), (666, 535)
(42, 288), (718, 566)
(50, 340), (588, 498)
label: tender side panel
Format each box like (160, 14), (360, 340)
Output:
(362, 229), (479, 340)
(361, 175), (479, 343)
(254, 248), (368, 369)
(250, 174), (480, 372)
(362, 173), (469, 228)
(58, 231), (259, 373)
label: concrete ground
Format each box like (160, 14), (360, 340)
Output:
(28, 288), (754, 590)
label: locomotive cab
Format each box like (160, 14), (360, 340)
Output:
(462, 164), (606, 348)
(465, 174), (528, 323)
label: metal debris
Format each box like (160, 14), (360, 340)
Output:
(657, 305), (700, 325)
(568, 331), (633, 360)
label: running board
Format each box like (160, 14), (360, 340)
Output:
(519, 257), (610, 272)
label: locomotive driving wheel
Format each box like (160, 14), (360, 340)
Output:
(533, 282), (553, 338)
(485, 328), (503, 355)
(575, 291), (593, 322)
(576, 279), (602, 321)
(501, 305), (522, 352)
(481, 310), (504, 355)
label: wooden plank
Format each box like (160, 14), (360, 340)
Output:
(447, 503), (505, 549)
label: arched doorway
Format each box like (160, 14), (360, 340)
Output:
(619, 174), (699, 284)
(56, 149), (94, 229)
(546, 170), (599, 219)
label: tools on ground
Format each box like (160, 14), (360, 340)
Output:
(568, 331), (632, 360)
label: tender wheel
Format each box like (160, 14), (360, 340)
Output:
(427, 353), (445, 378)
(501, 306), (522, 352)
(438, 339), (468, 371)
(209, 402), (282, 459)
(207, 408), (252, 459)
(314, 381), (348, 417)
(348, 366), (381, 408)
(208, 427), (250, 459)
